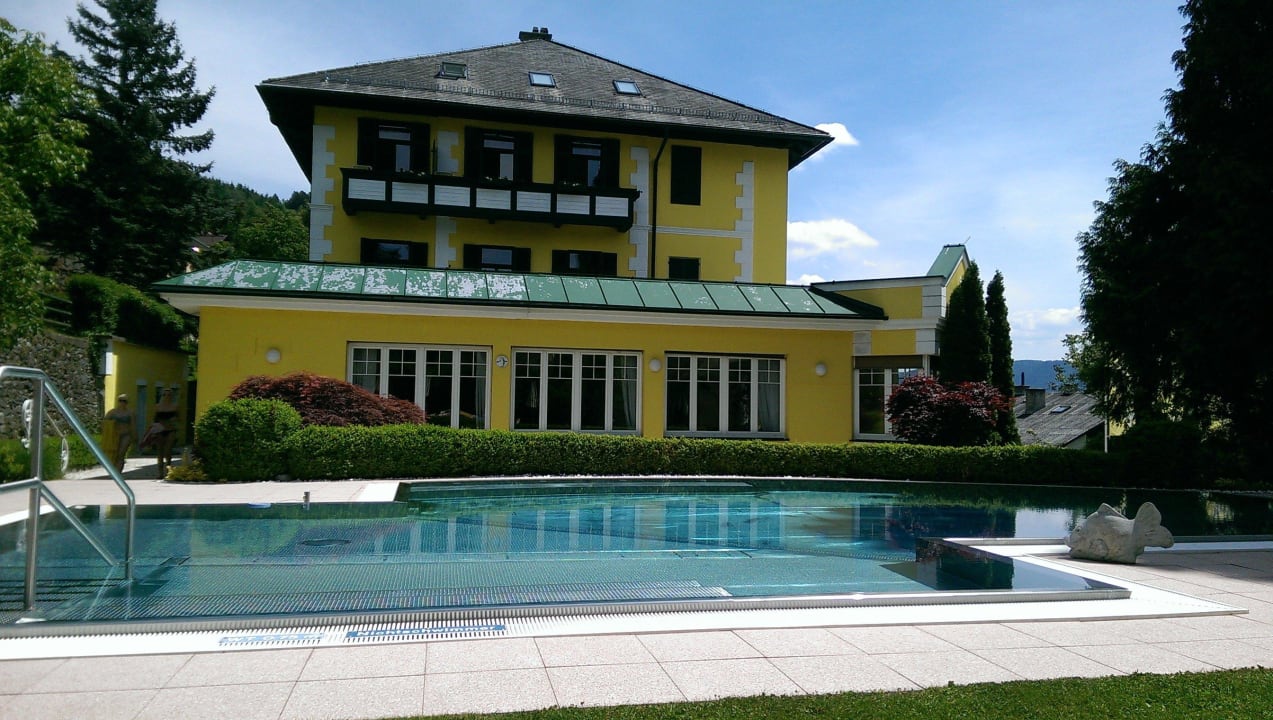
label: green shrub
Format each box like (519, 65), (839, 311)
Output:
(281, 425), (1130, 487)
(195, 399), (302, 482)
(66, 274), (187, 349)
(1113, 419), (1208, 489)
(0, 438), (68, 482)
(229, 371), (424, 426)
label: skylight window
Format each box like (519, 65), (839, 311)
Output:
(529, 71), (555, 87)
(613, 80), (641, 95)
(438, 62), (467, 79)
(1049, 405), (1072, 414)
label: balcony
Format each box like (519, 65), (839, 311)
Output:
(340, 168), (640, 231)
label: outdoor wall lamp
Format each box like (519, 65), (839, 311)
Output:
(266, 348), (282, 364)
(649, 358), (662, 372)
(814, 362), (828, 377)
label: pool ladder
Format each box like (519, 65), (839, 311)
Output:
(0, 365), (136, 612)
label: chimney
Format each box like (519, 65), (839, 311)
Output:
(1025, 388), (1046, 414)
(519, 26), (552, 41)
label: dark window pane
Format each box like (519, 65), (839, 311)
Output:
(670, 145), (702, 205)
(668, 257), (700, 280)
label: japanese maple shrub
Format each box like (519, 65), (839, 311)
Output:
(229, 372), (424, 427)
(886, 375), (1011, 447)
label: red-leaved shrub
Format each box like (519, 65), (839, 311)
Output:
(228, 372), (425, 427)
(885, 375), (1010, 446)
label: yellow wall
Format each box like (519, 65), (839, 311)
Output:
(103, 339), (189, 444)
(195, 306), (858, 443)
(313, 107), (790, 283)
(866, 329), (919, 356)
(834, 286), (924, 320)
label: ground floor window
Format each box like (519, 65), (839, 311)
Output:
(349, 344), (489, 428)
(665, 354), (783, 437)
(513, 349), (639, 433)
(855, 366), (921, 439)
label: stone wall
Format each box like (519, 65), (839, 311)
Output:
(0, 332), (102, 438)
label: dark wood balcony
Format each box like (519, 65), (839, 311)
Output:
(340, 168), (640, 231)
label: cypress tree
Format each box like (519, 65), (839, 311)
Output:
(986, 270), (1019, 443)
(939, 261), (990, 385)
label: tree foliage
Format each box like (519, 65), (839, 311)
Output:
(886, 375), (1010, 447)
(189, 178), (309, 269)
(939, 261), (990, 385)
(986, 270), (1019, 444)
(0, 19), (92, 352)
(34, 0), (214, 288)
(1078, 0), (1273, 475)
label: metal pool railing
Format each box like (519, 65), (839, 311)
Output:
(0, 365), (136, 610)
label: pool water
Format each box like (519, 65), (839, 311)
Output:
(2, 478), (1270, 630)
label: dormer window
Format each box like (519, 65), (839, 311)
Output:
(438, 62), (467, 79)
(529, 71), (555, 87)
(613, 80), (641, 96)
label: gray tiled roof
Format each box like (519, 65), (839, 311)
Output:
(1015, 391), (1105, 447)
(258, 37), (830, 166)
(154, 261), (885, 321)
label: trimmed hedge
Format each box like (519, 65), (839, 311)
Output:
(279, 423), (1124, 487)
(66, 274), (187, 350)
(194, 399), (302, 482)
(0, 434), (99, 482)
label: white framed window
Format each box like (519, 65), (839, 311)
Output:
(512, 349), (640, 433)
(854, 366), (921, 440)
(348, 344), (490, 429)
(665, 354), (784, 438)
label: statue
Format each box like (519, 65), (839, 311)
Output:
(1066, 502), (1174, 564)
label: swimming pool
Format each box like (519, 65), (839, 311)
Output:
(2, 477), (1270, 635)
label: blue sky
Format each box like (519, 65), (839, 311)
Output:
(9, 1), (1187, 359)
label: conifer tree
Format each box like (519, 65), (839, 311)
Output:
(35, 0), (214, 288)
(939, 262), (990, 386)
(986, 270), (1019, 443)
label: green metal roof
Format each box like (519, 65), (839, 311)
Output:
(926, 244), (969, 280)
(155, 261), (885, 320)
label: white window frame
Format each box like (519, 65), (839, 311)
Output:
(511, 348), (641, 434)
(347, 343), (491, 429)
(664, 353), (785, 439)
(853, 366), (922, 441)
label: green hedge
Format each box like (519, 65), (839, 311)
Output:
(277, 423), (1124, 487)
(0, 434), (99, 482)
(194, 399), (302, 482)
(66, 274), (187, 350)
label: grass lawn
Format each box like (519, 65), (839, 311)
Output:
(390, 668), (1272, 719)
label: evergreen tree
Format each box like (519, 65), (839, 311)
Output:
(986, 270), (1019, 443)
(939, 261), (990, 385)
(34, 0), (214, 288)
(0, 20), (92, 352)
(1078, 0), (1273, 475)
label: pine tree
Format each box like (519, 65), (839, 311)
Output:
(35, 0), (214, 288)
(939, 262), (990, 385)
(986, 270), (1019, 443)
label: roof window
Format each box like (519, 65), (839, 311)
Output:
(529, 71), (555, 87)
(613, 80), (641, 95)
(438, 62), (467, 79)
(1049, 405), (1072, 414)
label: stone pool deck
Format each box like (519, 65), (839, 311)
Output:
(2, 464), (1272, 720)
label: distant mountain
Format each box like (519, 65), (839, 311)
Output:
(1013, 360), (1076, 390)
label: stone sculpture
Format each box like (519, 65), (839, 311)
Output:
(1066, 502), (1174, 564)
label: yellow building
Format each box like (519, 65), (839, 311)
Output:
(156, 29), (970, 444)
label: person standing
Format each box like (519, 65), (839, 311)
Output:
(103, 394), (134, 472)
(152, 388), (180, 478)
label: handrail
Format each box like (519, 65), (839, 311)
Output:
(0, 365), (136, 611)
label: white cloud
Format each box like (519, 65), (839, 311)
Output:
(1012, 306), (1081, 332)
(787, 218), (879, 260)
(791, 273), (826, 285)
(815, 122), (860, 148)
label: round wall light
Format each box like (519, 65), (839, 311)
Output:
(814, 362), (828, 377)
(265, 348), (282, 364)
(649, 358), (662, 372)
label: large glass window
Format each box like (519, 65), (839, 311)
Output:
(465, 127), (533, 182)
(348, 344), (490, 428)
(554, 136), (620, 189)
(855, 366), (921, 439)
(357, 119), (429, 173)
(512, 349), (640, 433)
(665, 355), (784, 437)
